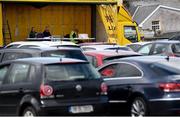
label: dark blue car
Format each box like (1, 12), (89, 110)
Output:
(98, 56), (180, 116)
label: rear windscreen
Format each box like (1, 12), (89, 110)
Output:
(41, 50), (87, 61)
(150, 61), (180, 76)
(45, 63), (100, 81)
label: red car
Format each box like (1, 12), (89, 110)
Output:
(84, 50), (141, 68)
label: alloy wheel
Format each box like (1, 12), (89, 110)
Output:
(23, 110), (34, 117)
(131, 98), (146, 117)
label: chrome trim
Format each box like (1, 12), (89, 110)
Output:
(99, 61), (144, 80)
(150, 98), (180, 101)
(109, 100), (127, 103)
(0, 90), (19, 93)
(104, 77), (142, 80)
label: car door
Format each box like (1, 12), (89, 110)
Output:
(150, 43), (169, 55)
(137, 43), (153, 55)
(99, 62), (143, 103)
(0, 63), (31, 115)
(0, 64), (11, 115)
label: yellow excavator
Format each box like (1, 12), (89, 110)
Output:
(97, 4), (142, 45)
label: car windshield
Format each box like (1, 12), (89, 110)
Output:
(172, 43), (180, 53)
(150, 60), (180, 76)
(128, 44), (142, 51)
(45, 63), (100, 81)
(41, 50), (87, 60)
(124, 26), (138, 43)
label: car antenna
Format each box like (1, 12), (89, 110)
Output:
(166, 56), (170, 61)
(60, 57), (62, 62)
(116, 47), (119, 53)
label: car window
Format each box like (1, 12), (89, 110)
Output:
(19, 45), (40, 49)
(105, 47), (131, 51)
(138, 44), (153, 55)
(28, 65), (36, 82)
(85, 55), (98, 68)
(117, 63), (142, 77)
(172, 43), (180, 53)
(45, 63), (100, 81)
(41, 50), (87, 61)
(6, 63), (30, 84)
(0, 65), (10, 85)
(5, 44), (20, 49)
(124, 26), (138, 43)
(2, 52), (32, 62)
(99, 64), (118, 78)
(81, 47), (96, 51)
(152, 43), (168, 55)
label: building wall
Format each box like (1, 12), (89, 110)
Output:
(3, 4), (91, 41)
(142, 8), (180, 34)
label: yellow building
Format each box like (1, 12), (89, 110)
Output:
(0, 0), (117, 46)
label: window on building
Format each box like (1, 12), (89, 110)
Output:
(152, 21), (160, 31)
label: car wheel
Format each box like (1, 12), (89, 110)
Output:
(130, 97), (147, 117)
(22, 106), (37, 117)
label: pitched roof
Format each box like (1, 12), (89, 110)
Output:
(133, 5), (159, 25)
(133, 5), (180, 27)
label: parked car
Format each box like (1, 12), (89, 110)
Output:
(0, 47), (87, 62)
(84, 50), (141, 68)
(80, 44), (132, 51)
(137, 40), (180, 56)
(98, 56), (180, 116)
(169, 34), (180, 41)
(126, 41), (150, 52)
(0, 57), (108, 116)
(5, 41), (77, 49)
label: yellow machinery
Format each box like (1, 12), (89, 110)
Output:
(0, 0), (141, 46)
(97, 4), (141, 45)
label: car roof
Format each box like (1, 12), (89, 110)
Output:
(150, 40), (180, 44)
(79, 42), (117, 46)
(81, 45), (127, 50)
(112, 55), (180, 64)
(1, 46), (81, 52)
(84, 50), (140, 57)
(5, 41), (76, 48)
(126, 41), (151, 46)
(11, 57), (87, 65)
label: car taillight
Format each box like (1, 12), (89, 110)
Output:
(159, 83), (180, 92)
(40, 84), (53, 97)
(100, 82), (108, 95)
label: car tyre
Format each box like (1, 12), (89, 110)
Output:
(130, 97), (148, 117)
(22, 106), (37, 117)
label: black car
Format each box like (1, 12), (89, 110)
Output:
(0, 47), (87, 62)
(137, 40), (180, 57)
(0, 57), (108, 116)
(98, 56), (180, 116)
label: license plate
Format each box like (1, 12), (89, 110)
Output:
(69, 105), (94, 114)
